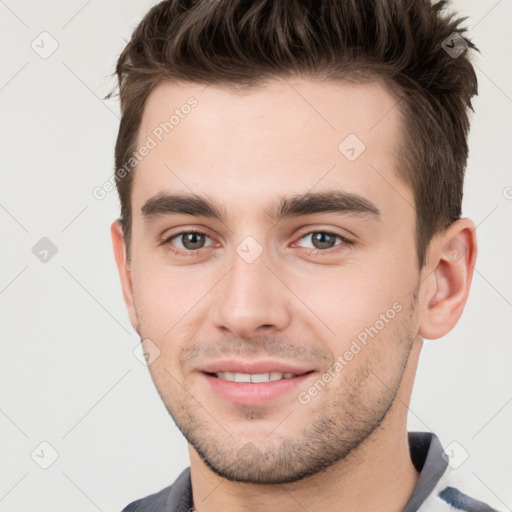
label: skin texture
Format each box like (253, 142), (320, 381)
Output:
(112, 77), (477, 512)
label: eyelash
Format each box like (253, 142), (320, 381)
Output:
(161, 229), (353, 258)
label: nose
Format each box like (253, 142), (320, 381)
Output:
(210, 242), (292, 339)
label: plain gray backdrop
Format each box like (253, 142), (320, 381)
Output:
(1, 0), (511, 510)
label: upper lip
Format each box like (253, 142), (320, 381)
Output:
(200, 360), (314, 375)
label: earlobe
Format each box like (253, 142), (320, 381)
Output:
(111, 220), (139, 334)
(418, 218), (477, 340)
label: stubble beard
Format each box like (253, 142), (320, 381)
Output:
(143, 290), (419, 484)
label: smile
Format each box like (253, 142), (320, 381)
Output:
(212, 371), (299, 383)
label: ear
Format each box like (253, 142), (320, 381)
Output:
(111, 220), (139, 335)
(418, 218), (477, 340)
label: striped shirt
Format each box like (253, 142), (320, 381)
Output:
(121, 432), (502, 511)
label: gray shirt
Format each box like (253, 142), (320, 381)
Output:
(121, 431), (501, 511)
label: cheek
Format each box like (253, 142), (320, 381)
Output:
(130, 256), (229, 354)
(289, 259), (410, 342)
(130, 263), (200, 337)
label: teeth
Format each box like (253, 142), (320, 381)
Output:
(214, 371), (299, 383)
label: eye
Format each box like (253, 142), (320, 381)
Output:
(294, 230), (352, 254)
(162, 228), (353, 258)
(163, 230), (215, 256)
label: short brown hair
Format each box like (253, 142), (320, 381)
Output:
(106, 0), (478, 268)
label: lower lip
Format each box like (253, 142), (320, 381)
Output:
(201, 371), (315, 406)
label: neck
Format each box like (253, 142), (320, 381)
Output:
(189, 339), (422, 512)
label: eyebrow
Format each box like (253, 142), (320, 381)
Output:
(141, 190), (381, 223)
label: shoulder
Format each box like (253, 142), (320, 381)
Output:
(120, 467), (192, 512)
(121, 485), (172, 511)
(436, 485), (502, 511)
(406, 433), (504, 512)
(419, 464), (505, 511)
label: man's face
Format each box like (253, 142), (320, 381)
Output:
(122, 78), (424, 483)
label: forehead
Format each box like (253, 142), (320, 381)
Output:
(132, 77), (410, 222)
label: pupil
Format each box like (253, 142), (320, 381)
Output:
(313, 232), (335, 249)
(184, 233), (204, 249)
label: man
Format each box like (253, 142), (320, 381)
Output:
(107, 0), (500, 510)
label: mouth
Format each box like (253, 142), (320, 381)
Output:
(207, 370), (312, 383)
(200, 370), (316, 406)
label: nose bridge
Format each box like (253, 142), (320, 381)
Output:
(211, 235), (291, 336)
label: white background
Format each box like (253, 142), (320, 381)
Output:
(0, 1), (511, 510)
